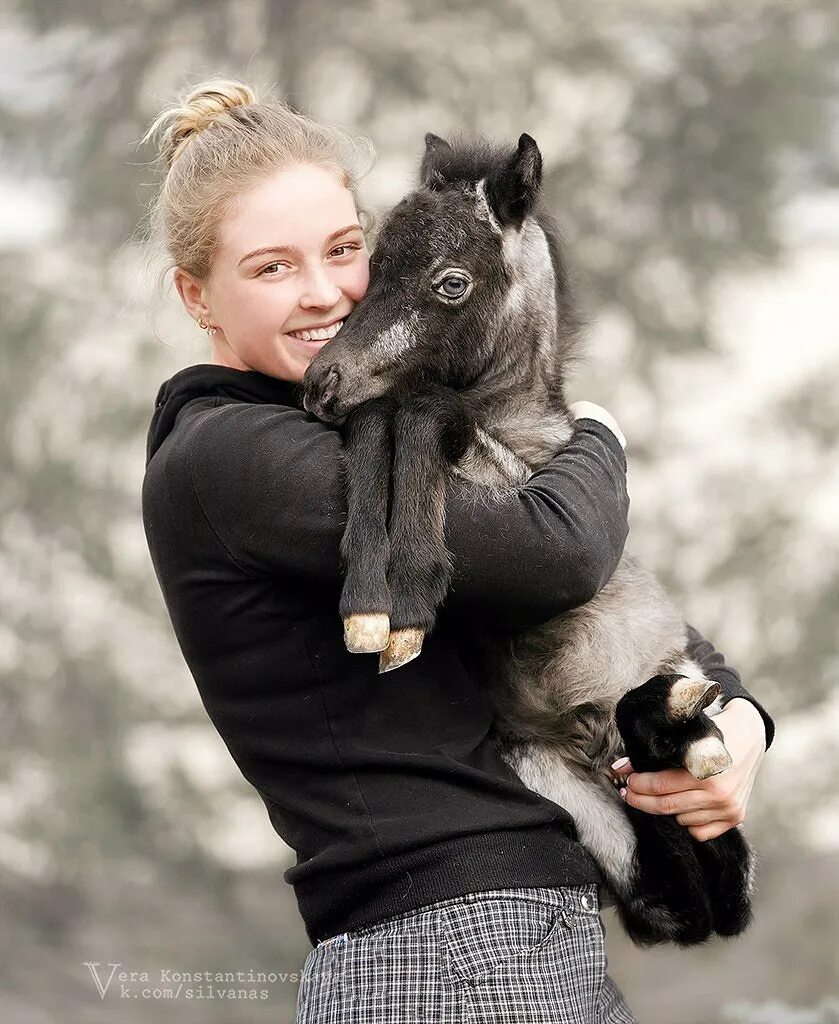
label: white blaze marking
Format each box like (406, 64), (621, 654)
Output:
(474, 178), (502, 234)
(372, 311), (419, 360)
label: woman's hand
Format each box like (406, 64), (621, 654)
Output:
(568, 401), (627, 450)
(609, 698), (767, 842)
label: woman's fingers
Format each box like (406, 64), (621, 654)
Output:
(626, 767), (707, 796)
(679, 808), (740, 839)
(616, 771), (747, 842)
(622, 785), (714, 817)
(609, 757), (633, 784)
(687, 820), (740, 843)
(623, 784), (745, 842)
(674, 808), (724, 827)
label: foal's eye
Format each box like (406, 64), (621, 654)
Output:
(440, 276), (468, 296)
(433, 271), (473, 301)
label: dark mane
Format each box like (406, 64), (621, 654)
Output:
(419, 134), (515, 190)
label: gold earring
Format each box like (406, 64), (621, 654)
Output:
(197, 317), (217, 336)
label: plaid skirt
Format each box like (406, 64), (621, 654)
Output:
(294, 883), (638, 1023)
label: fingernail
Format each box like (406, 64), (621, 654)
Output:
(611, 757), (629, 770)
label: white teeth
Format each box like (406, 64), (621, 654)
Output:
(290, 320), (343, 342)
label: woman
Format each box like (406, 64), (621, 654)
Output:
(141, 79), (774, 1023)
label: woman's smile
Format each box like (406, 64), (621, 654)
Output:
(287, 317), (345, 348)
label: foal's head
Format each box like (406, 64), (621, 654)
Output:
(303, 133), (577, 424)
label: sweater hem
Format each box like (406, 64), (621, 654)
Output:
(290, 823), (603, 946)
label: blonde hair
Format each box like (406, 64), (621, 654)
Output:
(141, 78), (375, 282)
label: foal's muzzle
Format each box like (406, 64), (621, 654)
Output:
(302, 363), (345, 423)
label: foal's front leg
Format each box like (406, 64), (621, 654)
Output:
(339, 397), (397, 654)
(378, 389), (474, 672)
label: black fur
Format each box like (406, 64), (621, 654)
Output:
(615, 676), (753, 943)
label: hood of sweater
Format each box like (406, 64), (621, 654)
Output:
(146, 363), (303, 465)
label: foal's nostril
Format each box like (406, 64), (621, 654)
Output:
(303, 363), (340, 413)
(321, 366), (341, 409)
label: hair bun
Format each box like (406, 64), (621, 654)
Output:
(145, 78), (258, 168)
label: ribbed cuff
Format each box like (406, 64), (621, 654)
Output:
(706, 668), (776, 751)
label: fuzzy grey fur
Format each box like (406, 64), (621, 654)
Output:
(448, 214), (719, 908)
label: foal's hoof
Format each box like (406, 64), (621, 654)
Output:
(684, 736), (733, 780)
(344, 613), (390, 653)
(666, 679), (721, 722)
(378, 628), (425, 673)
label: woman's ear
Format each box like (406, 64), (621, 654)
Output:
(173, 267), (210, 324)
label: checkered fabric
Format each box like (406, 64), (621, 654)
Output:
(294, 883), (638, 1023)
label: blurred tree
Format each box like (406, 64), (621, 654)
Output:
(1, 0), (837, 1019)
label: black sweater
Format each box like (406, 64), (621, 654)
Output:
(141, 363), (774, 945)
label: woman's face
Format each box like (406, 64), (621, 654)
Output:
(175, 163), (370, 382)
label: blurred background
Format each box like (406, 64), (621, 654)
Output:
(1, 1), (837, 1021)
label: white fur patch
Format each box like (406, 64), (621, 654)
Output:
(511, 744), (638, 897)
(671, 658), (703, 680)
(473, 426), (531, 483)
(499, 219), (556, 334)
(372, 311), (418, 361)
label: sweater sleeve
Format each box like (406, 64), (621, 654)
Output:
(186, 406), (629, 627)
(686, 624), (775, 751)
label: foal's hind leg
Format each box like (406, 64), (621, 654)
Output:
(379, 389), (474, 672)
(691, 828), (755, 937)
(339, 398), (397, 654)
(653, 668), (756, 937)
(508, 742), (712, 946)
(616, 673), (753, 940)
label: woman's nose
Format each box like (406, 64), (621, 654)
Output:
(299, 266), (342, 310)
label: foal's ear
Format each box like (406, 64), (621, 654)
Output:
(420, 132), (452, 189)
(487, 133), (543, 227)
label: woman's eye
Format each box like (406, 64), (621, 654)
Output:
(434, 274), (471, 299)
(329, 243), (360, 258)
(259, 262), (290, 276)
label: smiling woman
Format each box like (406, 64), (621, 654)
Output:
(142, 79), (373, 381)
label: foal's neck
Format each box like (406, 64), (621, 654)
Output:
(462, 354), (574, 473)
